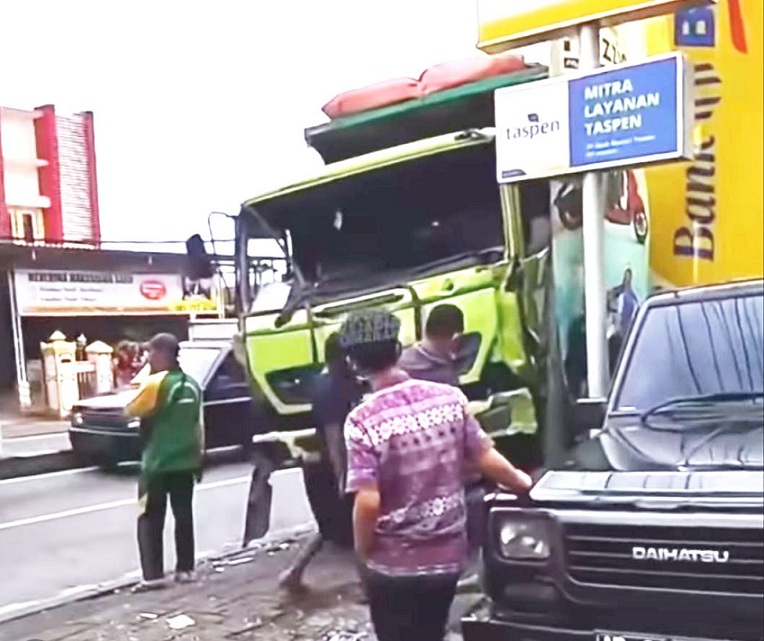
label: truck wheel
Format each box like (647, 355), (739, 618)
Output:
(558, 206), (583, 231)
(633, 210), (649, 244)
(554, 182), (583, 230)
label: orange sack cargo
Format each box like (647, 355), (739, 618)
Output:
(322, 77), (422, 119)
(419, 54), (527, 94)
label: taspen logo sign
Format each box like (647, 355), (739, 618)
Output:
(495, 80), (570, 183)
(505, 112), (562, 142)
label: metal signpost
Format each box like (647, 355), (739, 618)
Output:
(495, 51), (693, 396)
(579, 24), (608, 398)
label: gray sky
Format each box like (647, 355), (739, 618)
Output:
(2, 0), (486, 248)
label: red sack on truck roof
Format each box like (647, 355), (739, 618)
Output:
(322, 77), (423, 119)
(419, 54), (527, 95)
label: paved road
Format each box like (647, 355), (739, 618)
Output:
(0, 460), (314, 620)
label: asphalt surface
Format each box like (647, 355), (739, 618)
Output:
(0, 460), (314, 621)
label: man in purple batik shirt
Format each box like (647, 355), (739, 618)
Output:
(340, 309), (532, 641)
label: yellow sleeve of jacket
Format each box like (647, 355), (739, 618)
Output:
(125, 371), (168, 418)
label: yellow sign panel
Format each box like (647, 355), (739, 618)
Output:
(642, 0), (763, 286)
(477, 0), (715, 52)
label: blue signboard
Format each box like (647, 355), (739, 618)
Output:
(495, 52), (692, 184)
(675, 6), (716, 47)
(568, 56), (681, 168)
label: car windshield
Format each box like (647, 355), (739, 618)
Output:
(178, 347), (221, 384)
(258, 144), (504, 293)
(615, 291), (764, 412)
(130, 347), (221, 386)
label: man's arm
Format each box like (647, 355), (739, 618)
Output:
(344, 416), (380, 560)
(460, 391), (532, 493)
(353, 484), (381, 559)
(124, 372), (166, 418)
(476, 447), (533, 492)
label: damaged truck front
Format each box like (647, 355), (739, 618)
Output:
(234, 63), (557, 475)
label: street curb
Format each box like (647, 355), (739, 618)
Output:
(0, 522), (316, 627)
(0, 450), (83, 480)
(0, 443), (249, 481)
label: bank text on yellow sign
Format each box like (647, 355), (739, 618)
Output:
(643, 1), (763, 286)
(477, 0), (715, 51)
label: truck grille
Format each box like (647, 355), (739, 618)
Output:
(565, 522), (764, 596)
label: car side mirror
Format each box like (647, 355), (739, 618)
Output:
(571, 398), (606, 439)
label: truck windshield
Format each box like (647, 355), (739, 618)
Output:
(257, 144), (503, 294)
(614, 291), (764, 412)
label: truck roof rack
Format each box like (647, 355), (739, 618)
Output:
(304, 64), (548, 164)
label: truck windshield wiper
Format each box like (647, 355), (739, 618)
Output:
(640, 391), (764, 427)
(274, 283), (314, 328)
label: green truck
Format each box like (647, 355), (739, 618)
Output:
(233, 63), (564, 472)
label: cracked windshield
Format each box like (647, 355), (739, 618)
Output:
(0, 1), (761, 641)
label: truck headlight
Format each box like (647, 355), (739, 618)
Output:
(72, 412), (83, 427)
(127, 418), (141, 430)
(498, 520), (551, 561)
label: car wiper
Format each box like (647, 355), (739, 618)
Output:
(640, 391), (763, 426)
(678, 462), (764, 471)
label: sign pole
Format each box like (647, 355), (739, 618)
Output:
(579, 22), (610, 399)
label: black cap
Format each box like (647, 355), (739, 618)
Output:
(339, 309), (401, 349)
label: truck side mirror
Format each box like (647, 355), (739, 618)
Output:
(571, 398), (606, 439)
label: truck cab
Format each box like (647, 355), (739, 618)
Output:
(234, 61), (556, 464)
(462, 279), (764, 641)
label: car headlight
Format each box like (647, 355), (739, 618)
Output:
(498, 520), (551, 561)
(72, 412), (83, 427)
(127, 418), (141, 430)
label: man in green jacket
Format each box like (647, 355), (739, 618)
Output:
(126, 333), (203, 592)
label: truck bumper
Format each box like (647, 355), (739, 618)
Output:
(462, 618), (739, 641)
(462, 618), (591, 640)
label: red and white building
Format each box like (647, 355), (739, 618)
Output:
(0, 105), (100, 246)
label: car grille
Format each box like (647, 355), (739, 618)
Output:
(564, 522), (764, 596)
(79, 409), (130, 431)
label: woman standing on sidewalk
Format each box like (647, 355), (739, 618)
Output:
(339, 310), (532, 641)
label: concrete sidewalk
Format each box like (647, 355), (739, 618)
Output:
(0, 431), (70, 457)
(0, 417), (73, 479)
(0, 416), (68, 440)
(0, 534), (475, 641)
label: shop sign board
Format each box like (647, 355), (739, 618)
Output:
(13, 269), (219, 316)
(495, 53), (693, 184)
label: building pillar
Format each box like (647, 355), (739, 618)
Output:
(82, 111), (101, 246)
(34, 104), (64, 243)
(0, 109), (9, 240)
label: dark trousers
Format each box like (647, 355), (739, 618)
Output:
(137, 471), (195, 581)
(303, 459), (354, 547)
(365, 570), (459, 641)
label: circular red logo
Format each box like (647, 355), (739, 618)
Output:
(140, 279), (167, 301)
